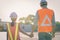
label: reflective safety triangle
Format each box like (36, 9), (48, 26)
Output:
(41, 15), (52, 26)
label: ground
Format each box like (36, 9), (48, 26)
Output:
(20, 32), (60, 40)
(0, 32), (60, 40)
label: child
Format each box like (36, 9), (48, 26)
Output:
(6, 12), (33, 40)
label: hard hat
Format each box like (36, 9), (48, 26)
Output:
(10, 12), (17, 18)
(41, 0), (47, 2)
(40, 0), (47, 6)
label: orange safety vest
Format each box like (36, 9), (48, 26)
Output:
(37, 8), (54, 32)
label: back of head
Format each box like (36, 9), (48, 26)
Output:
(40, 0), (47, 8)
(10, 12), (17, 18)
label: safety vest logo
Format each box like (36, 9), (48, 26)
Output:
(40, 15), (52, 26)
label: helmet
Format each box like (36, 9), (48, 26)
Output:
(40, 0), (47, 6)
(41, 0), (47, 2)
(10, 12), (17, 18)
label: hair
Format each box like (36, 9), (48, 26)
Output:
(10, 12), (17, 18)
(40, 2), (47, 7)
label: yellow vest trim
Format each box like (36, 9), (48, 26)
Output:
(7, 23), (19, 40)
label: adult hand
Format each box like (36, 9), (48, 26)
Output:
(29, 33), (34, 38)
(52, 34), (55, 38)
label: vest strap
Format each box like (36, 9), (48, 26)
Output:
(7, 23), (19, 40)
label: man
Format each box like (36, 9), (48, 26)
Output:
(33, 0), (56, 40)
(6, 12), (33, 40)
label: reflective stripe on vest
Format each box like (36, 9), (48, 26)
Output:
(38, 8), (54, 32)
(7, 23), (19, 40)
(40, 14), (52, 26)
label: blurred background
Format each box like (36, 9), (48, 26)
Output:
(0, 0), (60, 32)
(0, 15), (60, 32)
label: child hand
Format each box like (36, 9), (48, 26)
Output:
(29, 33), (34, 38)
(52, 34), (55, 38)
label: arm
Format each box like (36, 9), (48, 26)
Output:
(31, 12), (38, 33)
(18, 23), (33, 38)
(30, 12), (38, 37)
(34, 12), (38, 27)
(52, 12), (56, 37)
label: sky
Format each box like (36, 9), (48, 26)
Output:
(0, 0), (60, 22)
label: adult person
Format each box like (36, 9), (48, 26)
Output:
(6, 12), (33, 40)
(33, 0), (56, 40)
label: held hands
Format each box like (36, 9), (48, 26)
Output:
(29, 25), (35, 38)
(29, 32), (34, 38)
(52, 31), (55, 38)
(52, 34), (55, 38)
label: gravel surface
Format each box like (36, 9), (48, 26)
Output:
(0, 32), (60, 40)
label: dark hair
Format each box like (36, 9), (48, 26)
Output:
(40, 2), (47, 6)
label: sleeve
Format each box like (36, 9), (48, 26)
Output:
(52, 13), (56, 26)
(34, 12), (39, 27)
(52, 12), (56, 35)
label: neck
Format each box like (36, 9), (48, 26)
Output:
(11, 21), (15, 26)
(12, 21), (15, 23)
(42, 5), (47, 8)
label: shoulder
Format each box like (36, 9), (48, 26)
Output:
(16, 22), (20, 25)
(48, 8), (54, 12)
(16, 23), (20, 30)
(48, 8), (55, 16)
(6, 22), (11, 26)
(16, 23), (20, 27)
(37, 9), (42, 12)
(6, 22), (11, 30)
(37, 9), (42, 14)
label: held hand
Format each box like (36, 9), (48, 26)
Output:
(29, 25), (35, 38)
(52, 32), (55, 38)
(52, 34), (55, 38)
(29, 33), (34, 38)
